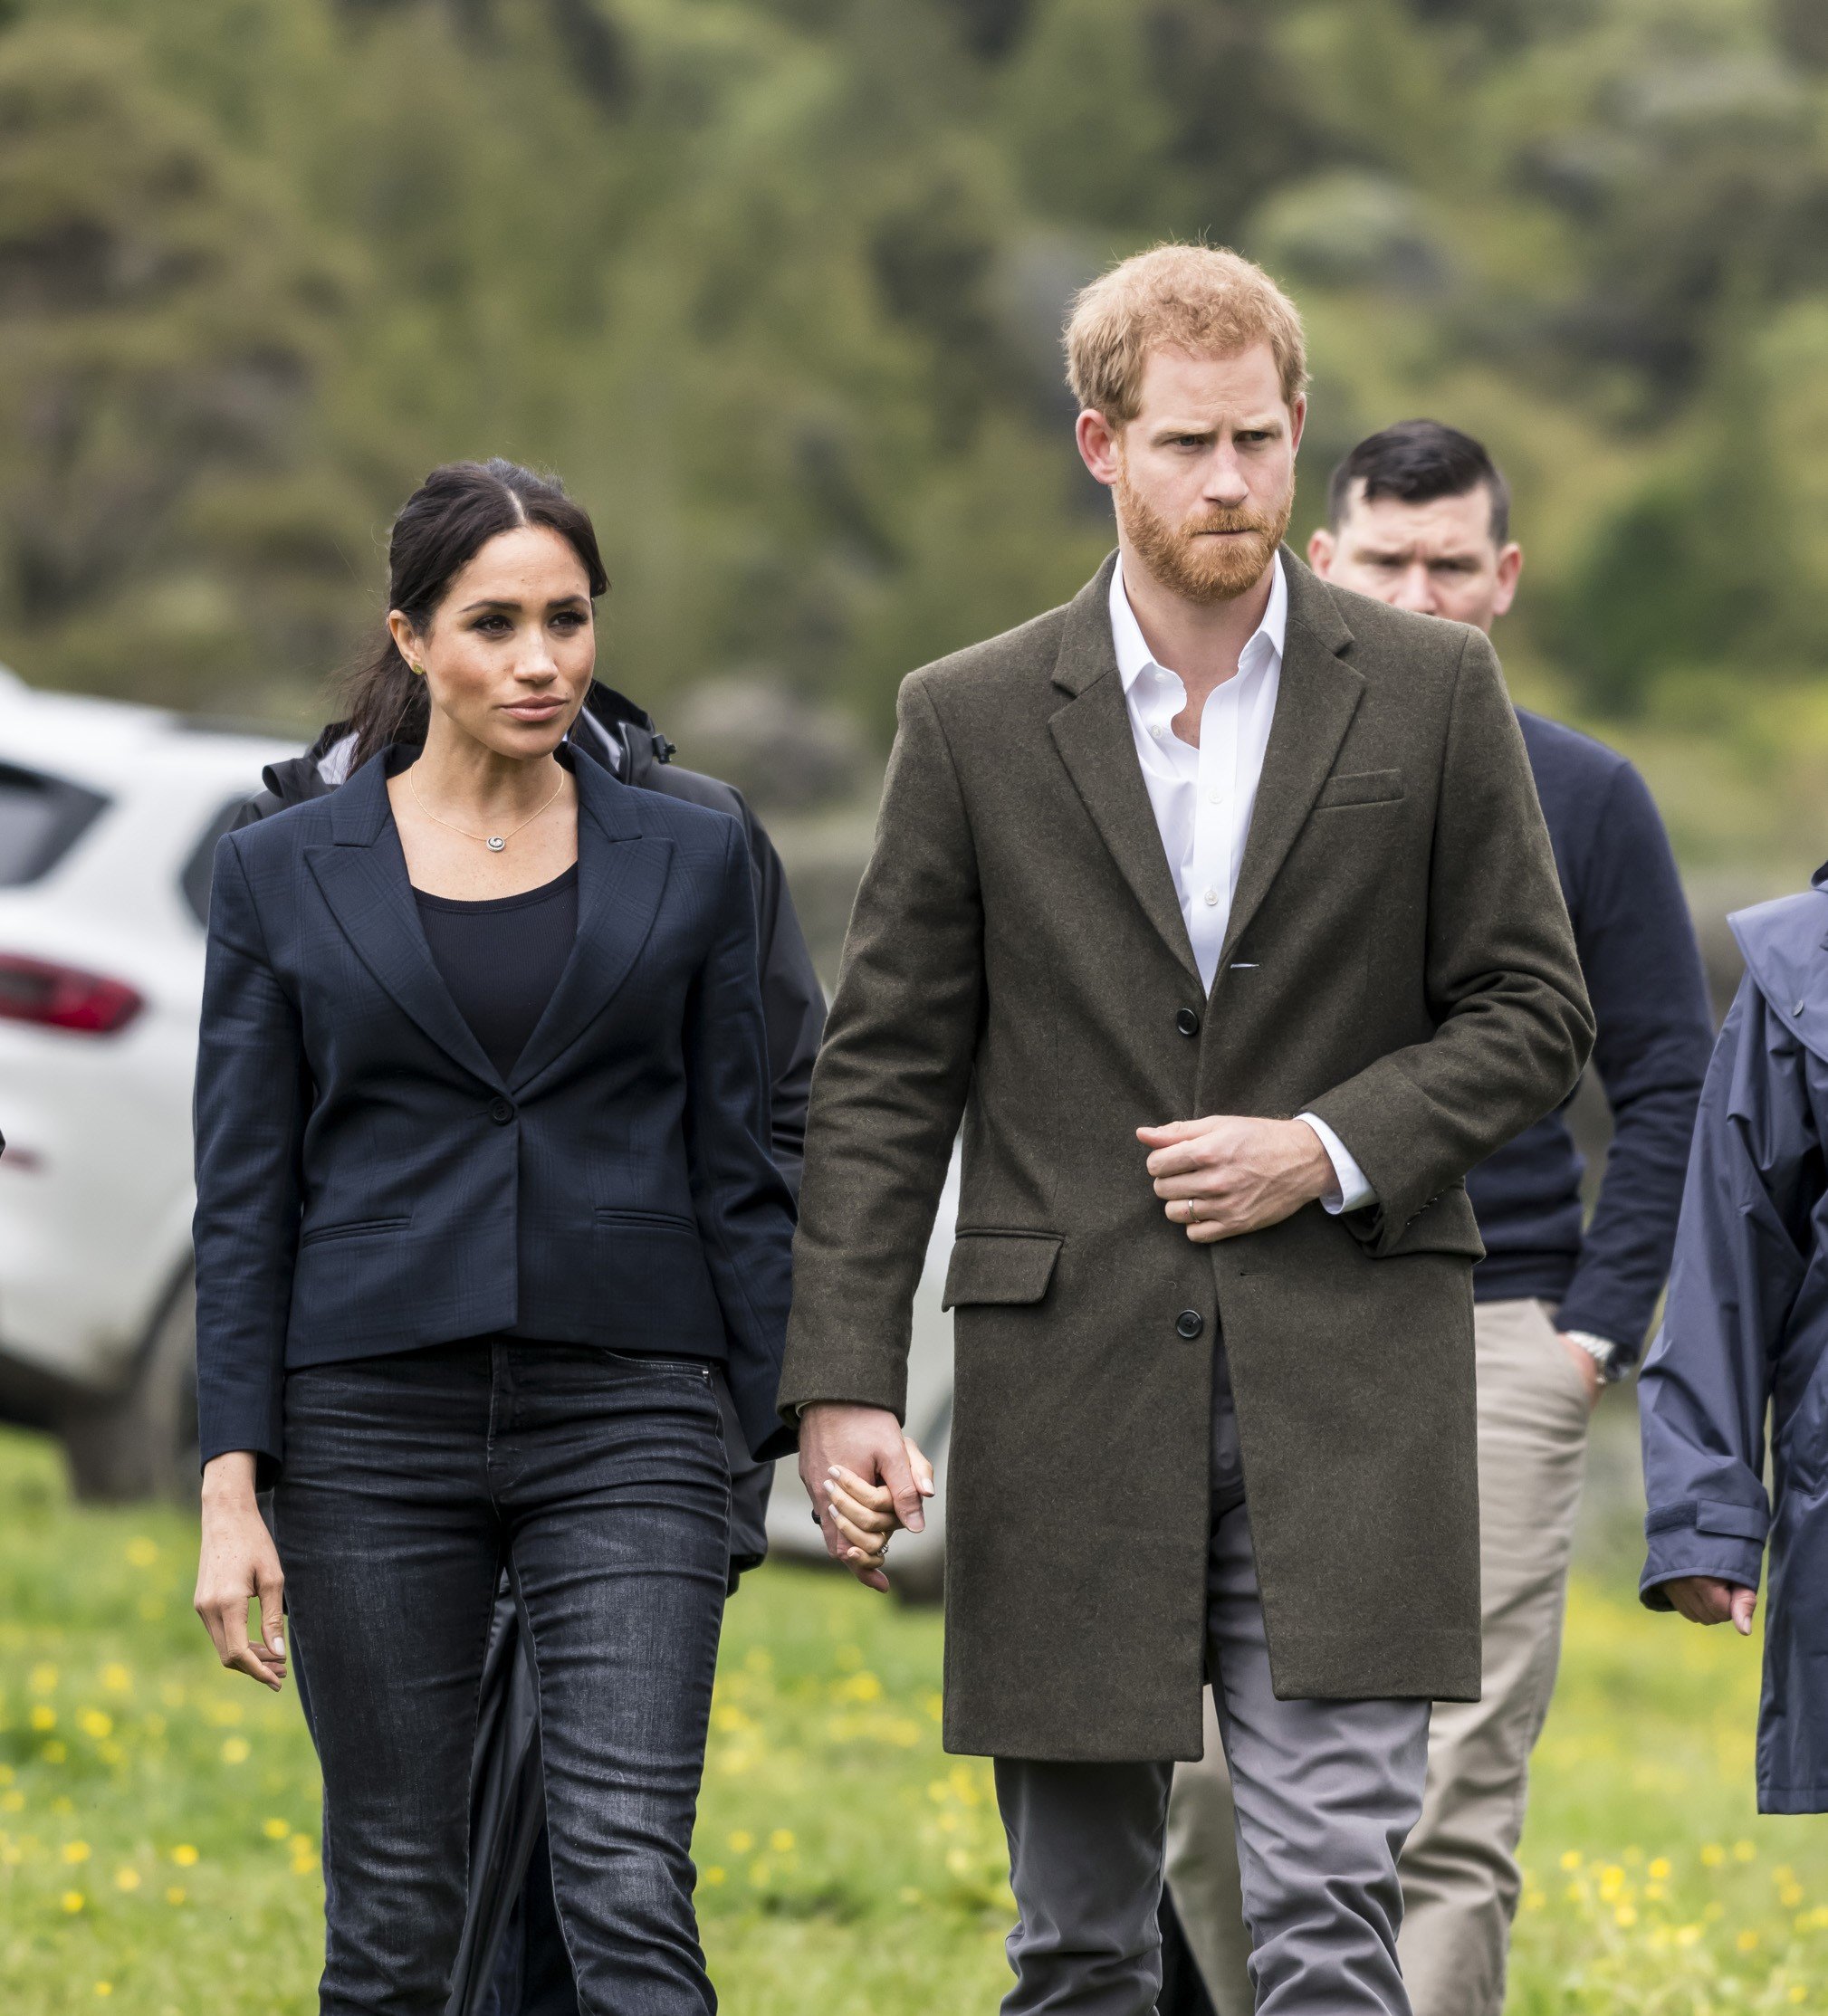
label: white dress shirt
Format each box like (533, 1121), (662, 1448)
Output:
(1111, 556), (1373, 1214)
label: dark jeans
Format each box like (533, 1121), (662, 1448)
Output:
(273, 1340), (731, 2016)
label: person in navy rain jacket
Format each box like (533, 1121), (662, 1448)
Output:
(1639, 862), (1828, 1816)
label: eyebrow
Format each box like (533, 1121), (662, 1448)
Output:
(456, 594), (591, 613)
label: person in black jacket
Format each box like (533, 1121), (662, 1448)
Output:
(193, 459), (799, 2015)
(234, 617), (825, 2016)
(1160, 423), (1714, 2016)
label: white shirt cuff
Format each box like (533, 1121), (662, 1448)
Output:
(1296, 1114), (1375, 1215)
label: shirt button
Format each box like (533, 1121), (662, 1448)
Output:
(1203, 888), (1220, 906)
(1175, 1008), (1201, 1037)
(489, 1097), (515, 1125)
(1208, 791), (1222, 805)
(1150, 725), (1163, 739)
(1175, 1309), (1205, 1341)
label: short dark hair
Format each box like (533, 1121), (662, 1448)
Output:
(1326, 420), (1511, 546)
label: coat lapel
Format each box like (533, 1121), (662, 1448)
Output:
(508, 756), (673, 1092)
(1220, 551), (1365, 969)
(1048, 555), (1202, 987)
(304, 753), (504, 1087)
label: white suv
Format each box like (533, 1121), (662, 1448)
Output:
(0, 669), (295, 1499)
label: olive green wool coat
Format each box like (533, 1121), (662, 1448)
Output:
(778, 551), (1594, 1763)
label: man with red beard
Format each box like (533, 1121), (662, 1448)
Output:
(780, 244), (1591, 2013)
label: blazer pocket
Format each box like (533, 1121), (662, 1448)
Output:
(593, 1207), (697, 1232)
(299, 1214), (411, 1246)
(943, 1230), (1064, 1311)
(1314, 769), (1404, 809)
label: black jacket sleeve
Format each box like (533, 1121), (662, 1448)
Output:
(1556, 760), (1715, 1359)
(738, 804), (825, 1198)
(192, 833), (311, 1484)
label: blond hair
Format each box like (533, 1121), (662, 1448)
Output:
(1065, 244), (1307, 423)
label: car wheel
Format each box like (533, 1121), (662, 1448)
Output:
(62, 1272), (198, 1505)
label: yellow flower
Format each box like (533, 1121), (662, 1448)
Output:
(1789, 1988), (1806, 2006)
(1649, 1858), (1671, 1881)
(1700, 1843), (1726, 1868)
(113, 1868), (140, 1892)
(42, 1741), (67, 1763)
(1737, 1929), (1760, 1954)
(125, 1538), (159, 1568)
(1, 1791), (23, 1813)
(29, 1705), (55, 1732)
(170, 1844), (199, 1868)
(703, 1866), (726, 1886)
(60, 1891), (84, 1914)
(100, 1665), (131, 1695)
(93, 1984), (112, 1998)
(221, 1736), (251, 1764)
(1614, 1906), (1638, 1927)
(29, 1664), (58, 1694)
(166, 1887), (187, 1906)
(78, 1710), (111, 1740)
(769, 1830), (795, 1853)
(1676, 1925), (1702, 1949)
(62, 1840), (91, 1864)
(727, 1830), (753, 1854)
(262, 1818), (290, 1840)
(1733, 1839), (1757, 1863)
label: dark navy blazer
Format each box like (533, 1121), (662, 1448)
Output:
(192, 744), (797, 1480)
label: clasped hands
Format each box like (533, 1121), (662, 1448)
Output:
(808, 1113), (1334, 1591)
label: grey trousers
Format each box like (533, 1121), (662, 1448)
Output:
(1167, 1300), (1589, 2016)
(995, 1360), (1431, 2014)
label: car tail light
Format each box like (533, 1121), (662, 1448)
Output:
(0, 955), (143, 1035)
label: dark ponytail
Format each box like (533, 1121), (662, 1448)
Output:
(343, 459), (610, 770)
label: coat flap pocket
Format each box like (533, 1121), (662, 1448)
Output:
(1315, 769), (1403, 809)
(943, 1231), (1064, 1311)
(1696, 1498), (1769, 1542)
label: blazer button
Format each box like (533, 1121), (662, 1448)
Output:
(1175, 1309), (1204, 1341)
(1175, 1008), (1201, 1037)
(488, 1097), (515, 1125)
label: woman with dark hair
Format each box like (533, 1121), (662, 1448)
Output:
(190, 459), (796, 2012)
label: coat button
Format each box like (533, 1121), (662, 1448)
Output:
(1175, 1008), (1201, 1037)
(1175, 1309), (1204, 1341)
(489, 1097), (515, 1125)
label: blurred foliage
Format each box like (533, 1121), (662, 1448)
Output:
(0, 0), (1825, 745)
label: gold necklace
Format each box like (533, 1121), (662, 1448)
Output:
(407, 763), (568, 853)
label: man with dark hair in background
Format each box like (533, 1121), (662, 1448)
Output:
(1161, 421), (1716, 2016)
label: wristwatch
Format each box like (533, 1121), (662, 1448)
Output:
(1562, 1329), (1623, 1383)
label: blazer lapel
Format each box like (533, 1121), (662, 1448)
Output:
(508, 758), (674, 1093)
(1048, 556), (1202, 987)
(1220, 551), (1365, 969)
(304, 752), (504, 1087)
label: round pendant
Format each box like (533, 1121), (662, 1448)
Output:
(486, 836), (506, 852)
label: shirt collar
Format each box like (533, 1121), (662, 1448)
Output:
(1110, 549), (1287, 695)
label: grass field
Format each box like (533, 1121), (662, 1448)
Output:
(0, 1424), (1822, 2015)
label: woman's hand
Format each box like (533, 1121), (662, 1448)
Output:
(195, 1453), (288, 1692)
(821, 1436), (935, 1594)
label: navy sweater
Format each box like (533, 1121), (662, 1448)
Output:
(1466, 711), (1713, 1362)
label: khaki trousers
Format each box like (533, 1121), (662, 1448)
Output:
(1166, 1298), (1592, 2016)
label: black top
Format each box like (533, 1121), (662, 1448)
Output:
(415, 865), (579, 1081)
(1463, 710), (1714, 1361)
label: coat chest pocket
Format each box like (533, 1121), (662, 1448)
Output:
(1314, 769), (1403, 810)
(943, 1230), (1064, 1310)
